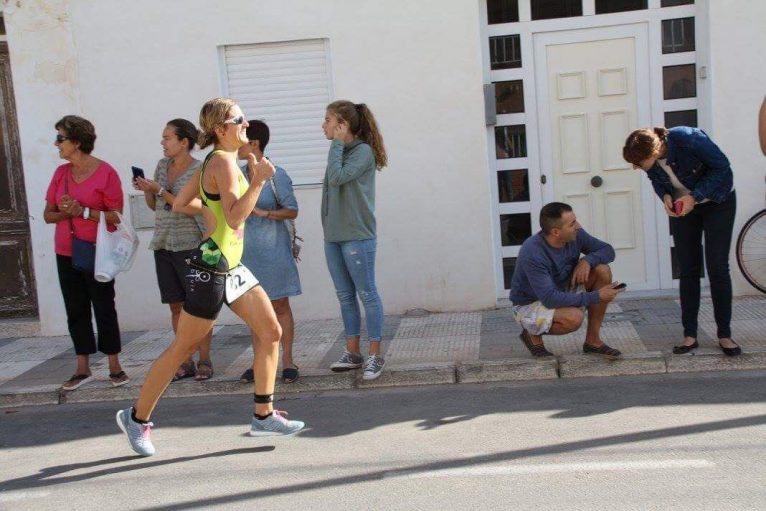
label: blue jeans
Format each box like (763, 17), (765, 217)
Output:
(324, 239), (384, 341)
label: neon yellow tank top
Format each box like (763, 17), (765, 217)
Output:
(197, 150), (249, 270)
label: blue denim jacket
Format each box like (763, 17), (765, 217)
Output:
(645, 126), (733, 203)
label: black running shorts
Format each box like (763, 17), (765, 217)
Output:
(182, 263), (259, 320)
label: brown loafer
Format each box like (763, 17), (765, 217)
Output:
(583, 342), (622, 360)
(519, 330), (554, 357)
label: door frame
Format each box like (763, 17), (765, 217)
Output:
(533, 23), (661, 292)
(0, 40), (38, 317)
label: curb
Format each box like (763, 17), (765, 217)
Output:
(665, 347), (766, 373)
(2, 348), (766, 408)
(457, 358), (558, 382)
(558, 352), (667, 378)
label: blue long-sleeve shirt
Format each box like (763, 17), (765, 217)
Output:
(510, 229), (615, 309)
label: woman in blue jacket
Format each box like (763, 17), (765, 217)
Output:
(623, 127), (739, 356)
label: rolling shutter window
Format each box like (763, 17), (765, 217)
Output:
(222, 39), (332, 185)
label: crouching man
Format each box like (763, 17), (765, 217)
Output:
(510, 202), (625, 358)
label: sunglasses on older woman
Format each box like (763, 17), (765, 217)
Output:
(55, 134), (70, 143)
(223, 115), (246, 125)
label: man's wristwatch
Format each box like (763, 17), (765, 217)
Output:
(157, 187), (165, 198)
(82, 207), (90, 220)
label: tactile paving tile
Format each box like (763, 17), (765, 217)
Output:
(544, 320), (647, 355)
(480, 313), (516, 334)
(699, 319), (766, 347)
(385, 335), (480, 364)
(697, 297), (766, 322)
(104, 329), (174, 361)
(394, 312), (481, 339)
(294, 318), (345, 342)
(225, 345), (254, 378)
(0, 336), (72, 362)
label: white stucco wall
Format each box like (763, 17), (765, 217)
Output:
(705, 0), (766, 296)
(4, 0), (496, 335)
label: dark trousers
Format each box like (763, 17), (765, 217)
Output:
(56, 255), (122, 355)
(671, 191), (736, 339)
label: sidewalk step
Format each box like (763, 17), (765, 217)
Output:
(0, 318), (40, 339)
(666, 347), (766, 373)
(559, 352), (667, 378)
(3, 349), (766, 409)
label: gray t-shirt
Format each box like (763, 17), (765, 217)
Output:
(148, 157), (205, 252)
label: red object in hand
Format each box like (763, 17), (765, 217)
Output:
(674, 200), (684, 216)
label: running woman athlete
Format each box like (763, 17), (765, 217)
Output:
(117, 98), (305, 456)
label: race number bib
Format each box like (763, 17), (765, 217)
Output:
(225, 265), (258, 304)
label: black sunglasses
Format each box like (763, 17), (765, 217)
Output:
(223, 115), (246, 126)
(55, 134), (70, 143)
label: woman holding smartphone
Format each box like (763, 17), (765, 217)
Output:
(321, 100), (389, 380)
(133, 119), (214, 381)
(623, 126), (739, 356)
(116, 98), (305, 457)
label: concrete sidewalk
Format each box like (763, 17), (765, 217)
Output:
(1, 295), (765, 408)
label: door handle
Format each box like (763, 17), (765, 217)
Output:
(591, 176), (603, 188)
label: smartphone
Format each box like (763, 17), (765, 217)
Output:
(613, 282), (627, 290)
(131, 166), (145, 180)
(674, 199), (684, 216)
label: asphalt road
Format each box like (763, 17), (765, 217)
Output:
(1, 371), (765, 510)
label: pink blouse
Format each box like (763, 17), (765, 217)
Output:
(45, 162), (124, 256)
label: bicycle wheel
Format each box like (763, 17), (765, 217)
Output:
(736, 209), (766, 293)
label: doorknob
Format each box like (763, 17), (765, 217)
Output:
(591, 176), (603, 188)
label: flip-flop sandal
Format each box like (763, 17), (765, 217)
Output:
(281, 365), (299, 383)
(109, 371), (130, 387)
(194, 360), (214, 381)
(582, 342), (622, 360)
(173, 361), (196, 382)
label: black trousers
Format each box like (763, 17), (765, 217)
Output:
(56, 255), (122, 355)
(671, 191), (736, 339)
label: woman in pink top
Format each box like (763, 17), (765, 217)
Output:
(44, 115), (128, 390)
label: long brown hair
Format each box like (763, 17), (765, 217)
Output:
(327, 100), (387, 169)
(198, 98), (236, 149)
(623, 127), (668, 166)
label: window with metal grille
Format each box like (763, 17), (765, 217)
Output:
(662, 17), (695, 54)
(490, 35), (522, 70)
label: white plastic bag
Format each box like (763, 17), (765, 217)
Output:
(94, 211), (140, 282)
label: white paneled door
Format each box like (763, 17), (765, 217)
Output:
(535, 26), (658, 288)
